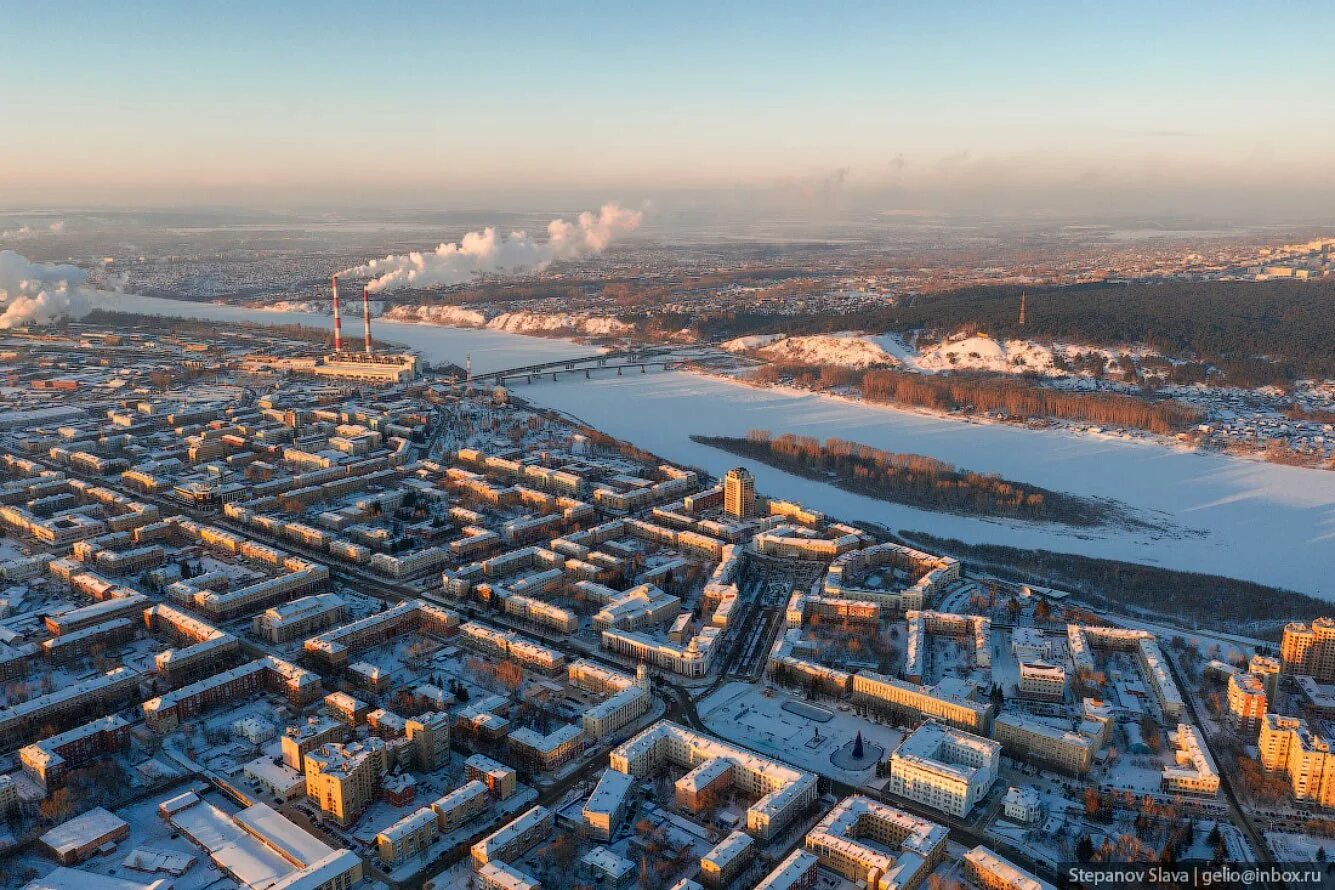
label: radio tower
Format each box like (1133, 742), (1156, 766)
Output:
(1018, 293), (1027, 327)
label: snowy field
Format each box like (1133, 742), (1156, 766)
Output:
(119, 294), (1335, 597)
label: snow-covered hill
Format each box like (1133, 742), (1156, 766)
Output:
(726, 329), (1159, 378)
(383, 304), (489, 327)
(722, 332), (903, 368)
(915, 335), (1063, 374)
(383, 304), (632, 337)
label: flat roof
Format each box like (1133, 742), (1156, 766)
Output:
(40, 808), (128, 856)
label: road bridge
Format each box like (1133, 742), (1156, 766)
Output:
(466, 348), (732, 385)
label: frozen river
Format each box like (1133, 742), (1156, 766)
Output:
(519, 371), (1335, 598)
(111, 293), (594, 373)
(118, 294), (1335, 598)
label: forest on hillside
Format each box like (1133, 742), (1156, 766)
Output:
(665, 279), (1335, 381)
(750, 362), (1201, 435)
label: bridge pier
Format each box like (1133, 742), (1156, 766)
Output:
(585, 369), (590, 378)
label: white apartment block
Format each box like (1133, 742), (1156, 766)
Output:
(963, 845), (1058, 890)
(609, 721), (817, 839)
(888, 721), (1000, 817)
(1161, 723), (1220, 797)
(805, 795), (948, 890)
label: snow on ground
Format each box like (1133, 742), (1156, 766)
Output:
(382, 304), (632, 337)
(698, 681), (903, 785)
(723, 332), (902, 368)
(486, 310), (633, 337)
(384, 303), (488, 327)
(915, 335), (1063, 375)
(115, 293), (596, 374)
(516, 370), (1335, 598)
(118, 294), (1335, 597)
(911, 335), (1163, 377)
(722, 329), (1162, 377)
(1267, 831), (1333, 862)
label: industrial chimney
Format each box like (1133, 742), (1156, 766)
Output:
(330, 275), (343, 353)
(362, 285), (374, 355)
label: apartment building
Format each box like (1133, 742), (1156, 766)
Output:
(888, 721), (1000, 817)
(805, 795), (947, 890)
(143, 657), (321, 732)
(583, 684), (651, 740)
(963, 845), (1057, 890)
(466, 753), (518, 800)
(470, 805), (553, 868)
(1161, 724), (1220, 797)
(253, 593), (348, 644)
(431, 780), (491, 832)
(0, 667), (141, 745)
(610, 721), (817, 839)
(992, 713), (1095, 775)
(507, 722), (584, 773)
(282, 716), (349, 771)
(699, 830), (754, 889)
(1017, 661), (1067, 703)
(20, 715), (131, 789)
(1226, 672), (1268, 736)
(1282, 618), (1335, 681)
(376, 807), (438, 863)
(722, 467), (756, 519)
(406, 711), (451, 772)
(583, 768), (634, 842)
(752, 850), (819, 890)
(304, 739), (389, 825)
(1259, 713), (1335, 807)
(851, 671), (993, 734)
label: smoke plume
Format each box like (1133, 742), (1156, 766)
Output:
(0, 221), (66, 239)
(340, 203), (642, 294)
(0, 250), (105, 328)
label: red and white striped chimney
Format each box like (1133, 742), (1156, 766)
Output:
(362, 285), (374, 355)
(330, 275), (343, 353)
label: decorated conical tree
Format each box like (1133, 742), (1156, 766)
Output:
(853, 731), (864, 760)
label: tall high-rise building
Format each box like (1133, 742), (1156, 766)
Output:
(1281, 618), (1335, 680)
(406, 711), (451, 772)
(304, 739), (388, 825)
(723, 467), (756, 519)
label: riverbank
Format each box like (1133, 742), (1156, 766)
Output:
(109, 292), (1335, 599)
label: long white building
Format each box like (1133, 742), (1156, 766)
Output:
(609, 721), (817, 839)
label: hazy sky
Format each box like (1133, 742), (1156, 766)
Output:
(4, 0), (1334, 216)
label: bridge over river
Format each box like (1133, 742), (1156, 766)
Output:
(466, 346), (729, 385)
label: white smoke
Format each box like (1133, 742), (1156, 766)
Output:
(0, 221), (66, 239)
(340, 203), (642, 294)
(0, 250), (105, 329)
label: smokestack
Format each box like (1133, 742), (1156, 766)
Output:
(330, 276), (343, 353)
(362, 286), (373, 355)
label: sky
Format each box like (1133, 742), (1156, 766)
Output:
(3, 0), (1334, 217)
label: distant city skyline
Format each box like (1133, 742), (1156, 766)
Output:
(3, 0), (1334, 216)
